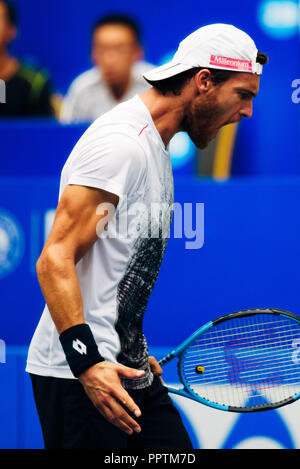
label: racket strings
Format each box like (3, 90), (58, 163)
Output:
(184, 354), (294, 375)
(186, 367), (300, 385)
(185, 361), (300, 387)
(188, 324), (298, 349)
(181, 314), (300, 408)
(184, 344), (297, 369)
(185, 336), (296, 362)
(184, 324), (298, 370)
(188, 319), (291, 336)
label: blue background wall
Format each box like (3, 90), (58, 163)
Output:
(0, 0), (300, 450)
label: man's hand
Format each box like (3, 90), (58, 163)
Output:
(78, 361), (145, 435)
(148, 356), (164, 383)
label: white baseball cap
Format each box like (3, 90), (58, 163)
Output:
(143, 23), (263, 82)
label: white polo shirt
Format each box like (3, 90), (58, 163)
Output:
(26, 95), (174, 390)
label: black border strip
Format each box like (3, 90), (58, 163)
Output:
(229, 396), (295, 413)
(212, 308), (300, 326)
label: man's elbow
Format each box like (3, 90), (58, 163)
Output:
(36, 249), (51, 282)
(36, 246), (64, 281)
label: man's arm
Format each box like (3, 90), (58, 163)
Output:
(36, 184), (144, 435)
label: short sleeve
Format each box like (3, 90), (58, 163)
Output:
(67, 130), (146, 199)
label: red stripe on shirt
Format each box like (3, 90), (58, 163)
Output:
(138, 124), (149, 136)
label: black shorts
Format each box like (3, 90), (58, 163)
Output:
(30, 373), (193, 450)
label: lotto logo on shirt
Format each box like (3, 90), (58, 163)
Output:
(0, 80), (6, 104)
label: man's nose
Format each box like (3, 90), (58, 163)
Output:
(240, 100), (253, 119)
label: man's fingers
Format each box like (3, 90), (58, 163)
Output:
(97, 401), (135, 435)
(116, 363), (145, 380)
(99, 395), (141, 435)
(79, 362), (145, 435)
(113, 364), (144, 417)
(148, 356), (163, 376)
(114, 387), (142, 418)
(110, 397), (142, 434)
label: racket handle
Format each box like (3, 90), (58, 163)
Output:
(159, 352), (175, 366)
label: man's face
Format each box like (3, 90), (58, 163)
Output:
(183, 72), (260, 149)
(0, 2), (16, 50)
(92, 24), (142, 87)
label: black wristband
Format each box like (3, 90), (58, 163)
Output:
(59, 323), (105, 378)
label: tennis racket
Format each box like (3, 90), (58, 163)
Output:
(159, 308), (300, 412)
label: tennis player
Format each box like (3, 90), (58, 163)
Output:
(26, 24), (268, 449)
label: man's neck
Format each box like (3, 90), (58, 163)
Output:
(139, 88), (189, 147)
(109, 76), (131, 102)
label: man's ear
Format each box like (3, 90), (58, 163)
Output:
(194, 69), (213, 94)
(133, 44), (143, 63)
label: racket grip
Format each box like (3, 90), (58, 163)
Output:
(159, 352), (175, 366)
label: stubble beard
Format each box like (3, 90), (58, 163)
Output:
(181, 94), (224, 149)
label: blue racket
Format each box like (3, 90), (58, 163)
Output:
(159, 308), (300, 412)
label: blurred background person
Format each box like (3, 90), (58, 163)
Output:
(0, 0), (53, 117)
(60, 13), (153, 124)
